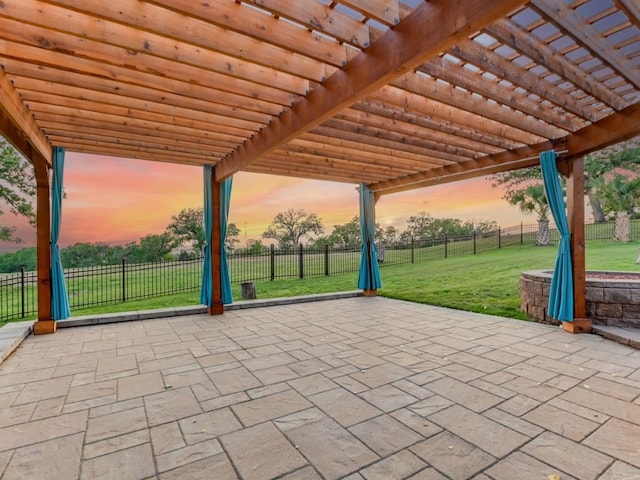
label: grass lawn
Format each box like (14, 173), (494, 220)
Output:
(5, 240), (639, 326)
(71, 240), (640, 321)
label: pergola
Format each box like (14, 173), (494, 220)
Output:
(1, 0), (639, 335)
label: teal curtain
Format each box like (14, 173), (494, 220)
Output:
(200, 165), (213, 306)
(220, 177), (233, 305)
(357, 183), (382, 290)
(51, 147), (71, 320)
(540, 150), (574, 321)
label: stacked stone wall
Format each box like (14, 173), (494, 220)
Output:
(520, 270), (640, 328)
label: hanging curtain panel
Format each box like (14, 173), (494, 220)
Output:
(220, 177), (233, 305)
(51, 146), (71, 320)
(357, 183), (382, 290)
(200, 165), (213, 306)
(540, 150), (574, 322)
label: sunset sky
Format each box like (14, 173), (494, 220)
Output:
(1, 151), (529, 251)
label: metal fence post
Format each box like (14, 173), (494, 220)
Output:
(473, 230), (477, 255)
(444, 234), (448, 258)
(411, 237), (415, 264)
(324, 243), (329, 276)
(121, 258), (126, 302)
(520, 222), (524, 244)
(270, 244), (275, 281)
(299, 243), (304, 279)
(20, 267), (25, 318)
(498, 227), (501, 249)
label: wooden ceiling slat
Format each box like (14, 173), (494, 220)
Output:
(242, 0), (371, 48)
(300, 132), (454, 167)
(148, 0), (348, 67)
(420, 54), (605, 129)
(324, 117), (474, 164)
(355, 98), (521, 150)
(265, 150), (415, 178)
(484, 19), (628, 110)
(282, 139), (437, 171)
(376, 83), (552, 143)
(53, 137), (221, 161)
(0, 39), (296, 110)
(337, 0), (400, 26)
(215, 0), (530, 180)
(246, 163), (380, 184)
(35, 115), (236, 151)
(450, 40), (601, 122)
(1, 58), (289, 118)
(25, 99), (248, 145)
(311, 125), (456, 166)
(29, 105), (241, 148)
(59, 144), (220, 166)
(339, 107), (501, 156)
(45, 126), (231, 155)
(531, 0), (640, 90)
(615, 0), (640, 30)
(15, 80), (259, 136)
(13, 0), (325, 84)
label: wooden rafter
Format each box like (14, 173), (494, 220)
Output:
(369, 102), (640, 195)
(0, 68), (51, 164)
(214, 0), (529, 180)
(531, 0), (640, 90)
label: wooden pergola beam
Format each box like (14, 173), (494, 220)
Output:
(0, 68), (51, 165)
(532, 0), (640, 90)
(370, 102), (640, 195)
(214, 0), (528, 181)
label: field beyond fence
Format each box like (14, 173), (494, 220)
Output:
(1, 220), (638, 323)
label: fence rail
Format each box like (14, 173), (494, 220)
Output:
(2, 220), (639, 322)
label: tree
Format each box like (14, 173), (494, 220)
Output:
(325, 216), (361, 249)
(595, 174), (640, 242)
(262, 208), (324, 249)
(226, 223), (241, 252)
(243, 239), (267, 254)
(490, 137), (640, 225)
(404, 212), (434, 242)
(61, 242), (122, 267)
(0, 139), (36, 243)
(585, 137), (640, 222)
(0, 247), (37, 273)
(508, 184), (551, 246)
(126, 233), (175, 263)
(165, 208), (240, 254)
(379, 225), (399, 245)
(166, 208), (205, 254)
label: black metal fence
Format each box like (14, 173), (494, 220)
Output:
(2, 220), (638, 322)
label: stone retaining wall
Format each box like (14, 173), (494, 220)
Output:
(520, 270), (640, 328)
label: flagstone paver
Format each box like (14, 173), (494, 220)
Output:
(0, 296), (639, 479)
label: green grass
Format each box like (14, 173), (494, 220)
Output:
(3, 240), (639, 326)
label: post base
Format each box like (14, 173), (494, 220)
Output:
(207, 304), (224, 315)
(33, 320), (57, 335)
(363, 289), (378, 297)
(562, 318), (592, 334)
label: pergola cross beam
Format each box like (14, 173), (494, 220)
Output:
(214, 0), (529, 181)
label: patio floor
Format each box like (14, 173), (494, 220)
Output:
(0, 297), (639, 480)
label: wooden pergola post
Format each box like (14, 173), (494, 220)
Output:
(208, 173), (224, 315)
(564, 156), (591, 333)
(33, 157), (56, 334)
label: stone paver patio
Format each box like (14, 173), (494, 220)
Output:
(0, 296), (639, 479)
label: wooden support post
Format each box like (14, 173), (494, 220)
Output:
(564, 156), (591, 334)
(33, 158), (56, 334)
(208, 175), (224, 315)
